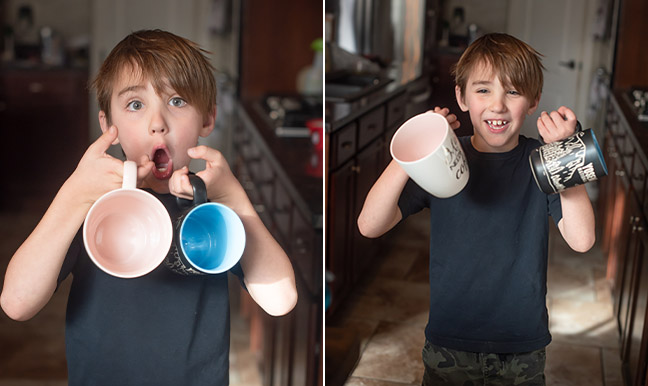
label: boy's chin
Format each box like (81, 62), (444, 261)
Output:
(143, 175), (171, 194)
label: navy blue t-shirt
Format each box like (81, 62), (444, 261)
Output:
(58, 190), (244, 385)
(398, 135), (562, 353)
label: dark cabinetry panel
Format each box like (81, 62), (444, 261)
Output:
(601, 92), (648, 386)
(0, 68), (89, 205)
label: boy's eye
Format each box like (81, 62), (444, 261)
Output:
(508, 90), (520, 96)
(476, 89), (488, 94)
(127, 100), (143, 111)
(169, 97), (187, 107)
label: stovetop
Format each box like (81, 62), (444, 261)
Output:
(261, 95), (323, 137)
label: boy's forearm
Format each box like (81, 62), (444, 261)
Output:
(357, 160), (409, 238)
(228, 186), (297, 316)
(557, 185), (595, 253)
(1, 181), (90, 321)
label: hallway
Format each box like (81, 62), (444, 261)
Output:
(329, 209), (623, 385)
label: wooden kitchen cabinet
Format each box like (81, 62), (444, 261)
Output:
(600, 91), (648, 386)
(0, 67), (89, 206)
(232, 103), (322, 386)
(326, 90), (407, 315)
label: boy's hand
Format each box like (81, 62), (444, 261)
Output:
(431, 106), (461, 130)
(66, 126), (153, 206)
(66, 126), (124, 206)
(168, 146), (243, 206)
(537, 106), (577, 143)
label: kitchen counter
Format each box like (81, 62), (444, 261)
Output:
(239, 100), (323, 230)
(325, 63), (423, 133)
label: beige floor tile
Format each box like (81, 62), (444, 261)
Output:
(549, 298), (618, 349)
(351, 322), (425, 385)
(546, 342), (603, 386)
(328, 317), (380, 354)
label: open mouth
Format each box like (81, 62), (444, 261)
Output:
(486, 119), (509, 132)
(152, 146), (173, 180)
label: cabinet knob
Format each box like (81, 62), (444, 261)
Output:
(350, 165), (361, 173)
(28, 82), (44, 93)
(616, 170), (625, 177)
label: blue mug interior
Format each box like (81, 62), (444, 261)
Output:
(179, 203), (241, 272)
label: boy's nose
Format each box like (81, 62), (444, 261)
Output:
(149, 126), (167, 135)
(489, 97), (506, 112)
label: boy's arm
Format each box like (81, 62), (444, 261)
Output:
(1, 128), (148, 321)
(172, 146), (297, 316)
(557, 185), (595, 252)
(357, 160), (409, 238)
(358, 106), (460, 238)
(538, 106), (596, 252)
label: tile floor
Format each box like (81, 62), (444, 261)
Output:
(329, 208), (624, 386)
(0, 193), (261, 385)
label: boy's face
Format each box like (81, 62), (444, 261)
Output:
(99, 67), (215, 193)
(455, 62), (538, 153)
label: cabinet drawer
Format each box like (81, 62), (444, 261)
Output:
(357, 106), (385, 150)
(1, 71), (85, 107)
(332, 122), (357, 168)
(632, 156), (646, 202)
(290, 207), (319, 295)
(386, 92), (407, 128)
(274, 180), (292, 241)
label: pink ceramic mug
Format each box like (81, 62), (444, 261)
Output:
(83, 161), (172, 278)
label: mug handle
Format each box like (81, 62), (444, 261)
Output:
(176, 175), (208, 209)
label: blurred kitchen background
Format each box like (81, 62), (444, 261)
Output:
(325, 0), (648, 385)
(0, 0), (322, 385)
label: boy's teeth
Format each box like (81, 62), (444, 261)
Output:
(487, 120), (508, 126)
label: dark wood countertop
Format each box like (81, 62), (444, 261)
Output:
(325, 64), (425, 133)
(238, 100), (323, 230)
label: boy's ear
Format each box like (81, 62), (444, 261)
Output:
(98, 111), (120, 145)
(527, 95), (541, 116)
(455, 85), (469, 112)
(199, 106), (217, 137)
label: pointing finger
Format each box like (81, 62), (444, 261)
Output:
(90, 126), (118, 155)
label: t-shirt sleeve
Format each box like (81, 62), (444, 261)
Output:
(56, 228), (81, 289)
(397, 178), (430, 220)
(547, 191), (563, 226)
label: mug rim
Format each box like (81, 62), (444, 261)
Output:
(83, 188), (172, 279)
(390, 111), (450, 165)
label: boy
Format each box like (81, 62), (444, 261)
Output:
(358, 33), (595, 385)
(1, 30), (297, 385)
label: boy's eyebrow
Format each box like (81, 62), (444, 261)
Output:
(470, 80), (492, 86)
(117, 85), (146, 96)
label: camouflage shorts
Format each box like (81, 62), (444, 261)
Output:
(421, 341), (546, 386)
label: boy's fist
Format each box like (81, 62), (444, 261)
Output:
(537, 106), (577, 143)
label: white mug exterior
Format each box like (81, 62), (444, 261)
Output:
(390, 112), (469, 198)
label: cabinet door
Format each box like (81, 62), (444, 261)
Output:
(327, 162), (355, 313)
(352, 138), (385, 281)
(623, 211), (648, 386)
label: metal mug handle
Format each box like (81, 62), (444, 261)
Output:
(176, 174), (208, 209)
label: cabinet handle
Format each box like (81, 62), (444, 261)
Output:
(341, 141), (353, 150)
(350, 165), (361, 173)
(28, 82), (44, 93)
(616, 170), (625, 177)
